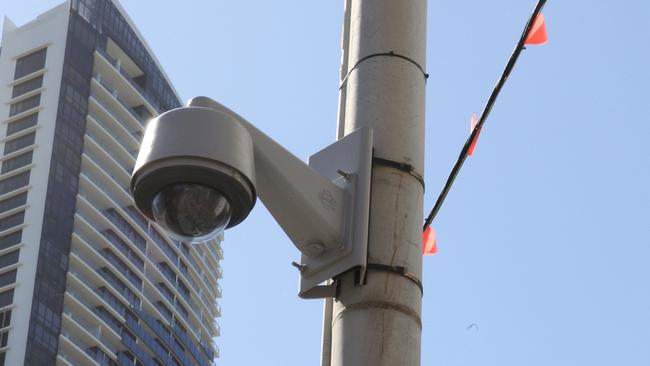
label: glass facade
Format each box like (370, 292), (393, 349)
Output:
(13, 48), (47, 80)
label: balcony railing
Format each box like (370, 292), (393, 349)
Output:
(87, 112), (138, 159)
(86, 346), (119, 366)
(125, 315), (179, 366)
(85, 129), (133, 174)
(103, 208), (146, 254)
(99, 248), (143, 290)
(136, 309), (207, 366)
(78, 198), (213, 338)
(60, 332), (100, 366)
(93, 74), (147, 127)
(95, 48), (160, 116)
(81, 153), (131, 195)
(98, 268), (140, 309)
(77, 178), (218, 338)
(120, 336), (156, 366)
(89, 96), (141, 143)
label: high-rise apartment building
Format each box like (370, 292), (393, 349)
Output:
(0, 1), (223, 365)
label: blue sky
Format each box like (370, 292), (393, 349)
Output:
(2, 0), (649, 365)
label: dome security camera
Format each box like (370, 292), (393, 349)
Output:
(130, 96), (373, 298)
(130, 100), (257, 243)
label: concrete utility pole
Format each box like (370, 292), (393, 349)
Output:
(327, 0), (428, 365)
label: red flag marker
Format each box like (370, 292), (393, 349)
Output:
(525, 13), (548, 45)
(468, 113), (480, 156)
(422, 226), (437, 256)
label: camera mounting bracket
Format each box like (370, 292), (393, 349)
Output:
(299, 127), (373, 298)
(236, 118), (373, 299)
(156, 97), (373, 299)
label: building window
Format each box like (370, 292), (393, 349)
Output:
(9, 94), (40, 117)
(0, 172), (30, 196)
(14, 48), (47, 80)
(0, 331), (8, 348)
(98, 268), (139, 307)
(156, 282), (174, 303)
(0, 309), (10, 328)
(155, 301), (173, 322)
(93, 306), (121, 333)
(1, 151), (33, 174)
(0, 232), (21, 251)
(0, 250), (19, 269)
(175, 301), (188, 320)
(0, 289), (14, 308)
(0, 212), (24, 233)
(125, 206), (148, 231)
(0, 193), (27, 215)
(96, 287), (128, 317)
(3, 133), (36, 155)
(6, 113), (38, 136)
(104, 209), (146, 253)
(176, 279), (190, 301)
(102, 230), (144, 270)
(12, 76), (44, 98)
(100, 248), (142, 288)
(0, 270), (16, 289)
(149, 228), (177, 264)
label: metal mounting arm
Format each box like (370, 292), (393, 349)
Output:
(190, 97), (373, 298)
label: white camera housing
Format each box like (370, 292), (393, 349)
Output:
(131, 103), (257, 235)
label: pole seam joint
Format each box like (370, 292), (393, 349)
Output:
(332, 299), (423, 329)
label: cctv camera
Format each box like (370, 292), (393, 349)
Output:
(131, 102), (257, 242)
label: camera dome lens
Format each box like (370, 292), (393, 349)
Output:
(152, 183), (232, 243)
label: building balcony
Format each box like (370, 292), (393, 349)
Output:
(74, 197), (218, 341)
(61, 311), (118, 362)
(88, 95), (141, 147)
(80, 154), (131, 200)
(86, 114), (136, 167)
(85, 131), (133, 176)
(67, 252), (134, 319)
(90, 77), (145, 135)
(78, 158), (222, 316)
(63, 288), (122, 346)
(120, 336), (156, 366)
(76, 163), (221, 339)
(58, 332), (102, 366)
(93, 45), (159, 117)
(65, 271), (126, 325)
(83, 134), (131, 186)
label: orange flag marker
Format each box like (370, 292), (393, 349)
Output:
(422, 226), (437, 256)
(468, 113), (480, 156)
(525, 13), (548, 45)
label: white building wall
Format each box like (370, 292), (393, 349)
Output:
(0, 4), (70, 365)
